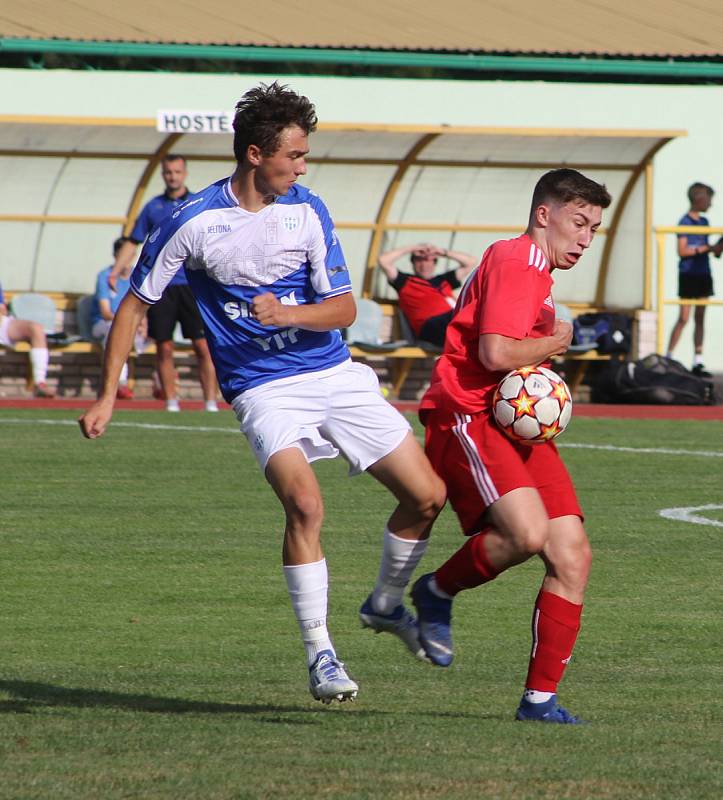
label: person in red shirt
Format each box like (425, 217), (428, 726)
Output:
(378, 243), (477, 347)
(411, 169), (612, 724)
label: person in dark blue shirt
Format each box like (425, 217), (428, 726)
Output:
(110, 154), (219, 411)
(666, 182), (723, 377)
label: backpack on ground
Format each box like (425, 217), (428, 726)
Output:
(572, 312), (632, 355)
(593, 354), (717, 405)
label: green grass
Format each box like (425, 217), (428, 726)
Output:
(0, 408), (721, 799)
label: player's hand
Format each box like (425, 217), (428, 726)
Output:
(251, 293), (292, 327)
(78, 399), (114, 439)
(713, 237), (723, 258)
(107, 272), (118, 291)
(551, 319), (573, 355)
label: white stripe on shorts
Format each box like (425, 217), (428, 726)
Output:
(452, 413), (500, 507)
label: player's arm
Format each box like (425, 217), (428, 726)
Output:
(252, 292), (356, 332)
(78, 293), (149, 439)
(479, 320), (573, 372)
(108, 239), (139, 290)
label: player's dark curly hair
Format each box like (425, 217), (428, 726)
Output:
(531, 168), (612, 213)
(232, 82), (318, 163)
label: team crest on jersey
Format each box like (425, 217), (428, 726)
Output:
(282, 215), (299, 232)
(543, 294), (554, 309)
(149, 227), (161, 244)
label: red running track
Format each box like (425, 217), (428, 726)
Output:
(1, 397), (721, 421)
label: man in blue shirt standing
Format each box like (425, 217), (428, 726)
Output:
(666, 182), (723, 377)
(110, 154), (219, 411)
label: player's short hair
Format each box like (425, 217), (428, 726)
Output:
(161, 154), (186, 167)
(112, 237), (126, 257)
(530, 168), (612, 215)
(232, 82), (318, 163)
(687, 182), (714, 203)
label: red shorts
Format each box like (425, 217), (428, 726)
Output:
(423, 410), (582, 536)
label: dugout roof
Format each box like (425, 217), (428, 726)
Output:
(2, 0), (722, 58)
(0, 114), (683, 309)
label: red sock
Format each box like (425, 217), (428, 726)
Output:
(435, 530), (500, 596)
(525, 591), (583, 693)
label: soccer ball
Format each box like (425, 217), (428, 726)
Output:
(492, 366), (573, 445)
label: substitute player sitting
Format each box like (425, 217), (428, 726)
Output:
(411, 169), (611, 724)
(79, 82), (445, 705)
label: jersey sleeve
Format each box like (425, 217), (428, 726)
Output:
(478, 257), (546, 339)
(306, 193), (352, 299)
(129, 218), (191, 304)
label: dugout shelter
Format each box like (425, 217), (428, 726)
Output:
(0, 113), (681, 315)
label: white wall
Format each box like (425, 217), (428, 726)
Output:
(1, 69), (721, 371)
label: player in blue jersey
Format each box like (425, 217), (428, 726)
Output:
(110, 154), (219, 411)
(79, 82), (446, 704)
(666, 182), (723, 377)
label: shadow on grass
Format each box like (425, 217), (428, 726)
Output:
(0, 679), (327, 718)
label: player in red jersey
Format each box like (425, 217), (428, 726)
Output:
(411, 169), (612, 724)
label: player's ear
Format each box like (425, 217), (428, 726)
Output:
(246, 144), (263, 166)
(535, 203), (550, 228)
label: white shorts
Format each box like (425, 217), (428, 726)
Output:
(0, 314), (15, 347)
(232, 360), (411, 476)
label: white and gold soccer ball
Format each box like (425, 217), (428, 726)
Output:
(492, 365), (573, 445)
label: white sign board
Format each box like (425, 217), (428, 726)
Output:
(156, 110), (233, 134)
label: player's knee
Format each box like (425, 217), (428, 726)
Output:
(418, 474), (447, 521)
(513, 520), (549, 558)
(285, 489), (324, 529)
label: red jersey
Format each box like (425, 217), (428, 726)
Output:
(390, 270), (460, 335)
(420, 234), (556, 415)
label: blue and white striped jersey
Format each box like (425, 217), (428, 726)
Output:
(130, 177), (353, 402)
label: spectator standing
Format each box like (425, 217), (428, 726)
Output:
(666, 182), (723, 377)
(378, 242), (477, 347)
(111, 154), (219, 411)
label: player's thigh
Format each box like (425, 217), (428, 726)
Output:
(425, 411), (535, 535)
(176, 286), (206, 340)
(525, 442), (583, 522)
(265, 446), (324, 522)
(233, 377), (334, 473)
(321, 361), (410, 476)
(367, 431), (445, 509)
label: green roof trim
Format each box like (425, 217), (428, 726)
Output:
(2, 37), (723, 79)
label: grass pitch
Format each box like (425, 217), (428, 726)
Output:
(0, 407), (721, 799)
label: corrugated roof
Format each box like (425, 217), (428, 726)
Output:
(2, 0), (722, 58)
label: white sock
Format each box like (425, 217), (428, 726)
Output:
(166, 398), (180, 412)
(30, 347), (49, 384)
(693, 354), (704, 367)
(205, 400), (219, 412)
(119, 363), (129, 384)
(371, 528), (429, 615)
(524, 689), (554, 704)
(284, 558), (335, 666)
